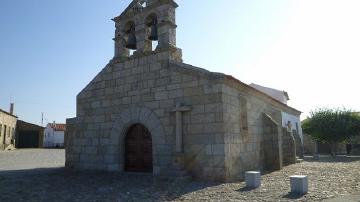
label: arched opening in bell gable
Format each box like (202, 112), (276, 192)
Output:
(124, 21), (137, 56)
(145, 13), (159, 51)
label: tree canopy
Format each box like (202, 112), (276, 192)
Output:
(302, 108), (360, 144)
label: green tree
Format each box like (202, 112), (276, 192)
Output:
(302, 108), (360, 156)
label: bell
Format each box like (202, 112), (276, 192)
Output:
(148, 23), (158, 41)
(126, 32), (137, 50)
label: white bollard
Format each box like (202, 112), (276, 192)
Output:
(290, 175), (308, 194)
(245, 171), (261, 188)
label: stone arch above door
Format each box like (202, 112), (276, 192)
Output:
(110, 106), (166, 175)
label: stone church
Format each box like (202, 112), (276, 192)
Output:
(66, 0), (302, 181)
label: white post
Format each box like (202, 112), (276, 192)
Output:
(290, 175), (308, 194)
(245, 171), (261, 188)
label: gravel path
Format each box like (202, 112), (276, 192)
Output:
(0, 150), (359, 201)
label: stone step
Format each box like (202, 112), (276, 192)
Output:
(158, 168), (192, 182)
(157, 175), (192, 182)
(172, 164), (185, 170)
(161, 169), (188, 177)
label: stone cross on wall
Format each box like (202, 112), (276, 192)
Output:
(171, 103), (191, 153)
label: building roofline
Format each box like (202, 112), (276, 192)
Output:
(225, 75), (302, 114)
(17, 120), (45, 129)
(250, 83), (290, 101)
(0, 108), (18, 118)
(169, 61), (302, 115)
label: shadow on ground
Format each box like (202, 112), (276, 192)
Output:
(304, 155), (360, 163)
(282, 192), (306, 200)
(0, 168), (218, 202)
(237, 186), (259, 192)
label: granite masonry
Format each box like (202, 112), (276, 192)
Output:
(66, 0), (302, 182)
(0, 105), (17, 151)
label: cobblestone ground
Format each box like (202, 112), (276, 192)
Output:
(0, 150), (359, 201)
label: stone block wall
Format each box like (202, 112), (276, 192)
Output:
(262, 114), (282, 171)
(219, 81), (289, 181)
(218, 75), (303, 180)
(303, 133), (315, 155)
(66, 49), (230, 180)
(282, 128), (296, 166)
(0, 111), (17, 150)
(168, 62), (227, 181)
(67, 50), (183, 173)
(66, 48), (301, 182)
(221, 86), (260, 181)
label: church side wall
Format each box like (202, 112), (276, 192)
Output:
(168, 70), (227, 181)
(163, 63), (230, 181)
(221, 85), (283, 181)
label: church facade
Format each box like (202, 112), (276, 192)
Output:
(66, 0), (301, 181)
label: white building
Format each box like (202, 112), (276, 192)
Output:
(250, 83), (303, 142)
(43, 122), (65, 148)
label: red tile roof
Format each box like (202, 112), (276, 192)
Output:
(48, 123), (66, 131)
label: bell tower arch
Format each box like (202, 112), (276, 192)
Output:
(112, 0), (180, 61)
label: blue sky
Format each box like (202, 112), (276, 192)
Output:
(1, 0), (359, 125)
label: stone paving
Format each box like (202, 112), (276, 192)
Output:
(0, 150), (359, 201)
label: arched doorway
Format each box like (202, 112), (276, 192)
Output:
(125, 124), (153, 172)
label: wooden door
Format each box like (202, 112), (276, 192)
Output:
(125, 124), (153, 172)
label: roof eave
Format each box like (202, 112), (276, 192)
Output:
(225, 75), (302, 115)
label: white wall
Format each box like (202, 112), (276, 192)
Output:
(43, 125), (64, 147)
(53, 131), (64, 145)
(250, 83), (288, 104)
(281, 111), (303, 142)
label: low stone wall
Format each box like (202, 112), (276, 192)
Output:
(350, 144), (360, 155)
(303, 134), (315, 155)
(303, 133), (349, 155)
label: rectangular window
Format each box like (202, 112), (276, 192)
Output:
(240, 96), (249, 134)
(0, 124), (2, 137)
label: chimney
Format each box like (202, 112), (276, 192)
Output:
(10, 103), (14, 115)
